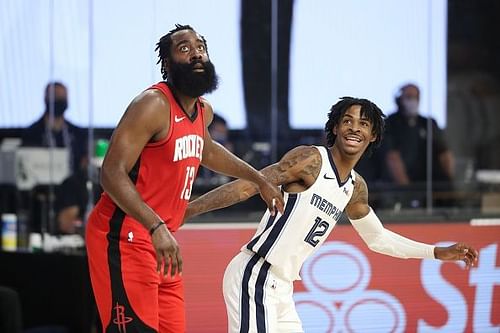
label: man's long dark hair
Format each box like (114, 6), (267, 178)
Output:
(155, 24), (208, 80)
(325, 97), (386, 156)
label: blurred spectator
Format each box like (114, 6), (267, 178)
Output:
(21, 81), (87, 174)
(54, 140), (108, 234)
(209, 113), (234, 152)
(54, 165), (101, 235)
(383, 83), (455, 207)
(195, 113), (233, 187)
(447, 40), (500, 173)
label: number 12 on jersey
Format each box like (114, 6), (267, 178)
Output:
(304, 217), (330, 247)
(180, 166), (196, 200)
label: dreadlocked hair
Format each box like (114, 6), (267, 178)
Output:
(324, 96), (386, 156)
(155, 24), (208, 80)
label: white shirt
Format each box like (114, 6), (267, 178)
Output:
(243, 146), (355, 281)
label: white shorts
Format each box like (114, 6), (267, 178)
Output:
(222, 251), (304, 333)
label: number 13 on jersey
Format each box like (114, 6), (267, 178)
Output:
(180, 166), (196, 200)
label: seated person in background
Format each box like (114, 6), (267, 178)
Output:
(209, 113), (234, 152)
(55, 158), (102, 234)
(384, 83), (455, 207)
(195, 113), (234, 186)
(21, 81), (87, 173)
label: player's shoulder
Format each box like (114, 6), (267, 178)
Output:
(199, 97), (213, 114)
(120, 88), (171, 126)
(199, 96), (212, 108)
(284, 145), (321, 162)
(352, 171), (368, 192)
(199, 97), (214, 124)
(132, 88), (170, 109)
(278, 145), (323, 176)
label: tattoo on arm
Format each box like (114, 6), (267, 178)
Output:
(301, 152), (321, 179)
(187, 146), (320, 218)
(269, 145), (320, 182)
(350, 174), (369, 205)
(187, 179), (255, 218)
(346, 172), (370, 219)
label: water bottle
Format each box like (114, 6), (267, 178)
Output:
(2, 213), (17, 251)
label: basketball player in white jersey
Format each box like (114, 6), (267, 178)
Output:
(185, 97), (478, 333)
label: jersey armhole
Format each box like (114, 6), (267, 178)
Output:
(145, 83), (173, 147)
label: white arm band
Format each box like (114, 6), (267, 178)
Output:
(349, 208), (435, 259)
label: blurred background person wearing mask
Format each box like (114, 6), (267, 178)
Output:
(383, 83), (455, 208)
(21, 81), (87, 174)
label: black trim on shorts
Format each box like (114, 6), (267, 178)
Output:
(240, 254), (260, 333)
(255, 260), (271, 332)
(104, 157), (156, 332)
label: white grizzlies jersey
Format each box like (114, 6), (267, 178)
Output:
(243, 146), (355, 281)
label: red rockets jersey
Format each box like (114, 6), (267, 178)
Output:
(96, 82), (205, 232)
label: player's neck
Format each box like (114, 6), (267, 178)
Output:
(329, 145), (359, 182)
(168, 84), (198, 117)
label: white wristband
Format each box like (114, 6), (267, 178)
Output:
(350, 208), (435, 259)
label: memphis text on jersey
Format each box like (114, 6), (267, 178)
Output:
(310, 193), (343, 221)
(173, 134), (204, 162)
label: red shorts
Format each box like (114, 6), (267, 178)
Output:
(86, 203), (185, 333)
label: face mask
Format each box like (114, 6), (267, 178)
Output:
(46, 99), (68, 117)
(401, 98), (419, 116)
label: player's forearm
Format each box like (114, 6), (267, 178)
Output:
(202, 141), (267, 186)
(350, 208), (435, 259)
(185, 179), (258, 219)
(101, 166), (162, 230)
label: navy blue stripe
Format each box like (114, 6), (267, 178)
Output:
(246, 189), (284, 251)
(324, 145), (351, 187)
(255, 261), (271, 333)
(246, 213), (277, 251)
(240, 255), (260, 333)
(256, 193), (298, 258)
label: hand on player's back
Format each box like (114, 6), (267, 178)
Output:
(257, 179), (285, 216)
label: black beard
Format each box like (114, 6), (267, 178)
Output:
(168, 59), (219, 97)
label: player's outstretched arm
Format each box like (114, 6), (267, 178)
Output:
(345, 173), (478, 268)
(185, 145), (319, 221)
(200, 101), (284, 214)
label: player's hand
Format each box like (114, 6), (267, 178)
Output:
(256, 176), (285, 216)
(151, 224), (183, 277)
(434, 242), (478, 269)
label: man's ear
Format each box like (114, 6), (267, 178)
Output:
(333, 125), (338, 136)
(370, 133), (377, 143)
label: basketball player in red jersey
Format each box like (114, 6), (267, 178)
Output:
(85, 24), (285, 333)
